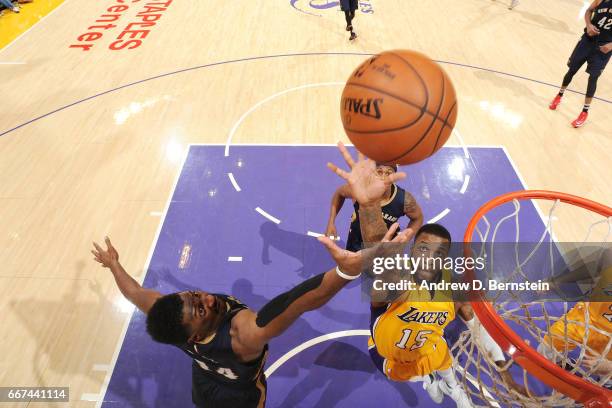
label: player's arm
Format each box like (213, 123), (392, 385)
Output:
(325, 142), (408, 306)
(403, 191), (423, 232)
(325, 184), (352, 238)
(456, 302), (528, 395)
(325, 142), (406, 246)
(585, 0), (602, 36)
(359, 203), (389, 243)
(237, 225), (412, 351)
(583, 353), (612, 375)
(456, 303), (505, 363)
(92, 237), (162, 314)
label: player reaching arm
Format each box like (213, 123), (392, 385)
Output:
(92, 238), (162, 314)
(326, 143), (526, 407)
(325, 149), (423, 249)
(325, 183), (351, 240)
(92, 228), (412, 349)
(92, 229), (412, 406)
(91, 166), (413, 407)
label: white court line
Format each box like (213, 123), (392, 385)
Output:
(265, 330), (371, 377)
(501, 146), (529, 190)
(255, 207), (281, 224)
(224, 82), (344, 157)
(92, 364), (110, 372)
(0, 0), (72, 55)
(94, 147), (190, 408)
(208, 141), (488, 232)
(0, 62), (26, 65)
(501, 146), (561, 242)
(227, 172), (241, 192)
(452, 129), (470, 159)
(541, 215), (559, 223)
(427, 208), (450, 224)
(460, 174), (471, 194)
(81, 393), (100, 402)
(227, 256), (243, 262)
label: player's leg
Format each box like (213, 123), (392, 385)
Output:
(343, 11), (357, 41)
(548, 67), (577, 110)
(550, 37), (590, 110)
(428, 342), (471, 407)
(340, 0), (357, 40)
(349, 0), (358, 40)
(344, 10), (353, 32)
(435, 367), (472, 408)
(571, 49), (610, 127)
(421, 373), (443, 404)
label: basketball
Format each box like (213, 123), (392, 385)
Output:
(340, 50), (458, 165)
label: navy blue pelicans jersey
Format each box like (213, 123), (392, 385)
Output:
(346, 183), (406, 252)
(590, 0), (612, 43)
(177, 294), (268, 387)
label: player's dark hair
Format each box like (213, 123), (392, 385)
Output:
(146, 293), (190, 345)
(375, 162), (398, 172)
(415, 223), (451, 242)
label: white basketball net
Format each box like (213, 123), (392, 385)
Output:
(451, 198), (612, 407)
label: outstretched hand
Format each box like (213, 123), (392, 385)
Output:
(318, 223), (414, 277)
(583, 353), (612, 375)
(92, 237), (120, 268)
(327, 142), (406, 206)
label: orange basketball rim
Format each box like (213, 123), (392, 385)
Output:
(463, 190), (612, 408)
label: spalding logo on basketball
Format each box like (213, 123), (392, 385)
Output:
(340, 50), (458, 165)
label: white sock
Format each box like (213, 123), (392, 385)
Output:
(437, 367), (459, 388)
(408, 375), (428, 383)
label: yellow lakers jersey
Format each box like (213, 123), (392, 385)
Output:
(585, 265), (612, 329)
(546, 266), (612, 358)
(372, 270), (455, 363)
(584, 264), (612, 357)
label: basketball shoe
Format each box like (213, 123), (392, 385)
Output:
(438, 379), (473, 408)
(549, 94), (562, 110)
(423, 375), (443, 404)
(571, 111), (588, 128)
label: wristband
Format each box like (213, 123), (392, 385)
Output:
(336, 266), (361, 280)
